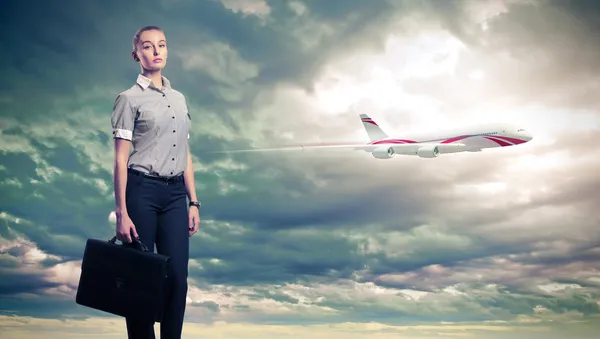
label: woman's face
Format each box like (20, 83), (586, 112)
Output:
(134, 29), (168, 71)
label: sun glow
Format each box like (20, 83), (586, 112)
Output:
(312, 32), (466, 128)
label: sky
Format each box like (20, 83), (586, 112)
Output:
(1, 0), (600, 338)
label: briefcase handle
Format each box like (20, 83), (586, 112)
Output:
(108, 236), (151, 252)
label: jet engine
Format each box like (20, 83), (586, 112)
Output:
(417, 145), (440, 158)
(371, 146), (395, 159)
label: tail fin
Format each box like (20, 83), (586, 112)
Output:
(360, 113), (388, 142)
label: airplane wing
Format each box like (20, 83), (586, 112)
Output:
(210, 142), (467, 154)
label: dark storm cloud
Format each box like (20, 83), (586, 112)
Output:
(403, 0), (600, 110)
(301, 0), (391, 19)
(1, 0), (241, 122)
(373, 242), (600, 293)
(216, 0), (398, 88)
(201, 155), (451, 229)
(188, 226), (367, 285)
(523, 246), (600, 268)
(0, 151), (38, 182)
(0, 269), (58, 295)
(30, 139), (92, 174)
(0, 149), (115, 259)
(2, 0), (134, 121)
(483, 0), (600, 107)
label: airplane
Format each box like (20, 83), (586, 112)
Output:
(213, 113), (533, 159)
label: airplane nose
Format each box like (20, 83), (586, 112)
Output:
(524, 131), (533, 141)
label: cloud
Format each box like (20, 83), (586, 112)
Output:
(2, 0), (600, 337)
(401, 0), (600, 112)
(220, 0), (271, 18)
(0, 229), (81, 295)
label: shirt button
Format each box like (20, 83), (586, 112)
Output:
(172, 116), (175, 119)
(168, 105), (171, 107)
(163, 94), (165, 97)
(172, 158), (175, 161)
(173, 130), (175, 133)
(173, 144), (176, 147)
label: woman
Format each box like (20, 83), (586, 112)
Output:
(111, 25), (200, 339)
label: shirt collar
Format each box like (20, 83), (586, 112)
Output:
(136, 74), (171, 91)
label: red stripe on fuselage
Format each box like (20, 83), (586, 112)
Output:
(441, 134), (527, 145)
(484, 136), (512, 147)
(492, 135), (527, 144)
(369, 134), (527, 146)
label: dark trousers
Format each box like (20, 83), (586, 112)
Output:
(125, 169), (189, 339)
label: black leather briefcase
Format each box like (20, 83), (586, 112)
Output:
(75, 236), (170, 322)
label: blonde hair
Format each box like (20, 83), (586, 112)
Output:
(132, 25), (164, 52)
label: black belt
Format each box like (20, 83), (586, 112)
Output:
(128, 168), (184, 183)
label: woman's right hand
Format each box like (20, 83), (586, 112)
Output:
(116, 213), (139, 243)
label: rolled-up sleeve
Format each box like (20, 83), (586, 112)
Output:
(111, 94), (136, 141)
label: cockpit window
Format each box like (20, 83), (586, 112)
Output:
(517, 129), (525, 132)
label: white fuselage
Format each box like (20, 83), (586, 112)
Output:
(367, 123), (533, 155)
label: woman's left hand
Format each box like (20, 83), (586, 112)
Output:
(188, 207), (200, 237)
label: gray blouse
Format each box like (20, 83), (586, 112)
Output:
(111, 74), (191, 177)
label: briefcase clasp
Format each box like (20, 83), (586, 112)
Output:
(108, 236), (151, 252)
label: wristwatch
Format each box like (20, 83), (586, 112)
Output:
(189, 201), (201, 209)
